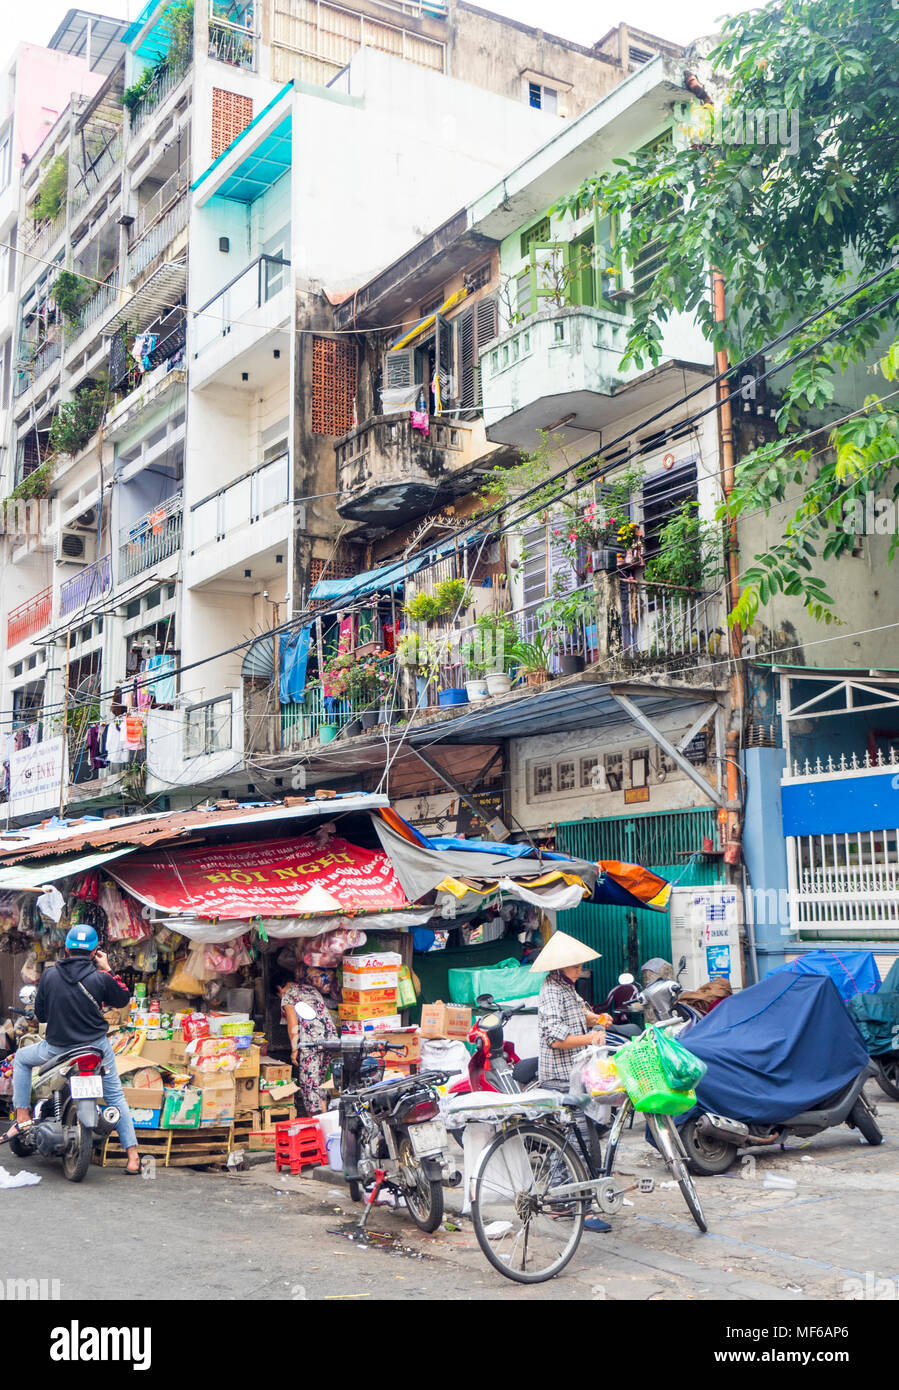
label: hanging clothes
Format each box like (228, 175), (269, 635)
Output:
(86, 724), (107, 771)
(124, 715), (144, 750)
(410, 408), (430, 436)
(105, 721), (127, 765)
(110, 686), (125, 717)
(278, 626), (312, 706)
(142, 652), (176, 706)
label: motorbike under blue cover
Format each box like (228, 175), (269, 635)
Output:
(682, 973), (870, 1124)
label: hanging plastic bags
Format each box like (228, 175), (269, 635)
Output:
(652, 1025), (708, 1092)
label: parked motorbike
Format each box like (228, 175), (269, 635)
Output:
(5, 1005), (122, 1182)
(318, 1033), (461, 1232)
(448, 995), (538, 1095)
(669, 972), (884, 1176)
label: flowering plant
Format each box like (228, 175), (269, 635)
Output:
(554, 502), (620, 555)
(323, 650), (395, 703)
(616, 520), (643, 549)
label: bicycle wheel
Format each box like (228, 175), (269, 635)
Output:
(647, 1113), (707, 1233)
(472, 1122), (589, 1284)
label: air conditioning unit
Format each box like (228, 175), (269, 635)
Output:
(55, 529), (97, 565)
(72, 507), (98, 531)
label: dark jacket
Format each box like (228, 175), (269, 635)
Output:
(35, 955), (130, 1049)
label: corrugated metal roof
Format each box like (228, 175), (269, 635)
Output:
(0, 795), (389, 866)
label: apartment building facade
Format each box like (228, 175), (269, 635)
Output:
(0, 0), (676, 823)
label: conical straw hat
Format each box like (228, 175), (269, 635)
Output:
(530, 930), (600, 973)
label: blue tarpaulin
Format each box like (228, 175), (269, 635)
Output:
(683, 974), (870, 1123)
(309, 535), (482, 602)
(278, 626), (311, 705)
(766, 949), (882, 1002)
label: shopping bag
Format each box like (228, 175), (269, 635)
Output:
(652, 1025), (707, 1092)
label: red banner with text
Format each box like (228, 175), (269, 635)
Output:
(110, 835), (410, 919)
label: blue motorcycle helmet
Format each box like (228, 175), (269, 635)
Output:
(65, 924), (99, 952)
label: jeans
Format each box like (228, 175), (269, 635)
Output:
(13, 1036), (137, 1150)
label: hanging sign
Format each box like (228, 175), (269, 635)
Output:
(110, 835), (410, 920)
(9, 736), (67, 814)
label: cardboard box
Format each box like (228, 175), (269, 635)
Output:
(378, 1029), (421, 1066)
(338, 999), (398, 1022)
(198, 1078), (236, 1126)
(122, 1085), (165, 1129)
(339, 1014), (403, 1034)
(419, 1002), (472, 1040)
(235, 1076), (260, 1112)
(247, 1127), (277, 1151)
(340, 986), (398, 1007)
(259, 1059), (292, 1084)
(341, 969), (400, 992)
(139, 1037), (188, 1068)
(259, 1080), (298, 1106)
(234, 1044), (260, 1079)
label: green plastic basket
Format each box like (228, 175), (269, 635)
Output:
(611, 1032), (697, 1116)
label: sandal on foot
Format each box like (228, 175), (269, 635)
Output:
(2, 1121), (32, 1144)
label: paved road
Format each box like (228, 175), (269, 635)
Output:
(2, 1080), (897, 1301)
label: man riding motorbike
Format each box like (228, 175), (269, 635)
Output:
(6, 925), (141, 1174)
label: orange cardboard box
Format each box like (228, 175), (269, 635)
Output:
(338, 999), (399, 1022)
(340, 986), (397, 1007)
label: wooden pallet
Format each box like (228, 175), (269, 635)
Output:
(95, 1125), (233, 1169)
(230, 1107), (294, 1152)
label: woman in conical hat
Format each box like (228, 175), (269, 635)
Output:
(533, 930), (612, 1231)
(532, 931), (607, 1090)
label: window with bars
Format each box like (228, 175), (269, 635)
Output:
(211, 89), (254, 160)
(311, 337), (357, 436)
(641, 460), (698, 568)
(309, 556), (357, 586)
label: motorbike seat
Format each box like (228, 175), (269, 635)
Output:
(36, 1044), (103, 1077)
(512, 1056), (538, 1085)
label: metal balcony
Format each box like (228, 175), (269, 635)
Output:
(119, 493), (183, 579)
(7, 586), (52, 647)
(59, 555), (112, 618)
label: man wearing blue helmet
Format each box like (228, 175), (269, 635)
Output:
(7, 924), (141, 1173)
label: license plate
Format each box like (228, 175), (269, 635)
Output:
(70, 1075), (103, 1100)
(409, 1119), (447, 1156)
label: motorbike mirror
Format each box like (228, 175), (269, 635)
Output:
(677, 956), (687, 976)
(618, 973), (635, 986)
(293, 1002), (317, 1022)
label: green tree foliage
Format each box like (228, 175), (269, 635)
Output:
(554, 0), (899, 626)
(30, 156), (68, 221)
(48, 379), (108, 457)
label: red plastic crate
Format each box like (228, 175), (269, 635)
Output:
(274, 1118), (327, 1173)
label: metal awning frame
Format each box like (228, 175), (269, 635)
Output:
(104, 260), (187, 337)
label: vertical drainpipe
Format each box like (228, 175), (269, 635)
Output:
(712, 268), (757, 980)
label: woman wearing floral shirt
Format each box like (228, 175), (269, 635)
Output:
(273, 966), (338, 1115)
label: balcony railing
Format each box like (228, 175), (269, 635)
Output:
(191, 453), (290, 551)
(193, 254), (290, 356)
(59, 554), (112, 618)
(281, 691), (358, 750)
(78, 271), (120, 335)
(127, 192), (189, 280)
(129, 56), (193, 135)
(14, 336), (62, 396)
(119, 493), (183, 579)
(7, 586), (52, 647)
(130, 165), (190, 243)
(70, 133), (124, 213)
(23, 210), (66, 263)
(208, 16), (257, 69)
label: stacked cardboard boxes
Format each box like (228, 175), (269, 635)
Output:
(338, 953), (403, 1032)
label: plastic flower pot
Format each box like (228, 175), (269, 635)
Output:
(485, 672), (512, 697)
(465, 678), (490, 702)
(360, 710), (380, 729)
(343, 718), (362, 738)
(559, 654), (585, 676)
(438, 687), (469, 707)
(380, 707), (400, 725)
(319, 724), (339, 744)
(526, 670), (549, 687)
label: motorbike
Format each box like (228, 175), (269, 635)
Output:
(4, 1008), (122, 1182)
(448, 995), (538, 1095)
(318, 1032), (461, 1233)
(668, 972), (884, 1176)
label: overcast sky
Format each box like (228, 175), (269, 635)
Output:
(1, 0), (752, 75)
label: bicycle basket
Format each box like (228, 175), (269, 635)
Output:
(611, 1031), (697, 1115)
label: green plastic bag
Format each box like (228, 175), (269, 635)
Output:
(652, 1026), (707, 1093)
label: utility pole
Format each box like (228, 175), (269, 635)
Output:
(265, 593), (282, 752)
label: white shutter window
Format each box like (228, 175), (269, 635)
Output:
(381, 347), (419, 415)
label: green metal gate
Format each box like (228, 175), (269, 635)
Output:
(556, 809), (726, 1000)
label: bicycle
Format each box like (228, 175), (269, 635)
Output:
(469, 1020), (707, 1284)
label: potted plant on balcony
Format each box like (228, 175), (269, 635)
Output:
(538, 587), (597, 675)
(509, 633), (552, 686)
(615, 520), (645, 568)
(466, 611), (519, 697)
